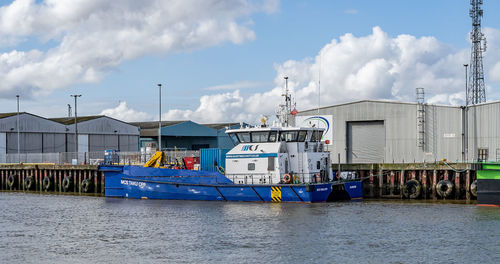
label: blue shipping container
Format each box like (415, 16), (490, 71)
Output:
(200, 148), (229, 172)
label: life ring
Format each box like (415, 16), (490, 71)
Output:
(436, 180), (454, 198)
(81, 179), (93, 193)
(403, 179), (421, 199)
(62, 176), (72, 192)
(7, 174), (17, 188)
(315, 173), (321, 183)
(470, 180), (477, 197)
(282, 174), (291, 184)
(42, 176), (52, 191)
(24, 176), (34, 190)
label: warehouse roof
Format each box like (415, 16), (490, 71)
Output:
(50, 115), (105, 125)
(0, 112), (25, 119)
(202, 122), (241, 130)
(130, 120), (188, 129)
(299, 99), (465, 114)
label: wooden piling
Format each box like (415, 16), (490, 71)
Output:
(94, 170), (98, 194)
(78, 170), (81, 194)
(465, 170), (471, 201)
(368, 169), (374, 197)
(390, 171), (395, 195)
(101, 171), (105, 194)
(400, 170), (405, 199)
(455, 171), (461, 199)
(422, 170), (427, 199)
(378, 168), (383, 198)
(432, 170), (437, 199)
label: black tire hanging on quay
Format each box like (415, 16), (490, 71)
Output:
(7, 174), (17, 188)
(403, 179), (422, 199)
(81, 179), (93, 193)
(62, 176), (72, 192)
(42, 176), (52, 191)
(436, 180), (454, 198)
(24, 176), (34, 190)
(470, 180), (477, 197)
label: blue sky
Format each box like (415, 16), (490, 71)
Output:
(0, 0), (499, 123)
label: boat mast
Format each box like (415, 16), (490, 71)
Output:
(277, 76), (292, 127)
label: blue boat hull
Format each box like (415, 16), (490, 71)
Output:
(100, 166), (363, 203)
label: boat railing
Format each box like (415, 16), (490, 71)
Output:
(226, 173), (274, 185)
(225, 172), (328, 185)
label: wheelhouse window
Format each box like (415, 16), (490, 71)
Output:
(251, 132), (269, 143)
(297, 131), (307, 142)
(248, 163), (256, 171)
(310, 130), (323, 142)
(279, 131), (299, 142)
(269, 131), (277, 142)
(236, 132), (251, 143)
(229, 133), (240, 145)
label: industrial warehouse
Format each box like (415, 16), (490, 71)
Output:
(295, 98), (500, 164)
(0, 112), (240, 164)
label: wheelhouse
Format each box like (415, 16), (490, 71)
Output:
(227, 128), (325, 145)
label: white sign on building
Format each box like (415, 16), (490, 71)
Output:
(295, 115), (333, 145)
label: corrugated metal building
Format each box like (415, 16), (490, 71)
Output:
(0, 113), (140, 161)
(50, 116), (140, 152)
(0, 113), (67, 156)
(132, 121), (241, 151)
(296, 100), (500, 164)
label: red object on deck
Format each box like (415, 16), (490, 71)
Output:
(290, 108), (298, 115)
(184, 157), (200, 170)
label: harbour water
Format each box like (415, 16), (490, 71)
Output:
(1, 193), (499, 263)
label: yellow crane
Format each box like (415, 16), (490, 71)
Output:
(144, 151), (166, 168)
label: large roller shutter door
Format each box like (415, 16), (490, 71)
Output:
(119, 135), (139, 152)
(347, 121), (385, 163)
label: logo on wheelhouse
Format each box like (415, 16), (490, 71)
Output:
(241, 145), (259, 151)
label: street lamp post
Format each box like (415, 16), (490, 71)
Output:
(71, 95), (81, 161)
(158, 84), (162, 151)
(464, 64), (469, 106)
(16, 95), (20, 163)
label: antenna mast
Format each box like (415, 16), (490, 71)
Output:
(466, 0), (486, 105)
(276, 76), (292, 127)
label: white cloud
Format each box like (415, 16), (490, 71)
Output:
(0, 0), (274, 97)
(163, 90), (254, 123)
(100, 101), (151, 122)
(204, 80), (269, 91)
(164, 26), (500, 123)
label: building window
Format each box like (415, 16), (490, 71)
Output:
(478, 148), (489, 162)
(248, 163), (255, 171)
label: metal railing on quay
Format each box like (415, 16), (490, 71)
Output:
(0, 150), (200, 166)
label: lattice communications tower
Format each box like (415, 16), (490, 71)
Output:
(467, 0), (487, 105)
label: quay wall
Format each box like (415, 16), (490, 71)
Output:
(335, 162), (478, 200)
(0, 163), (478, 201)
(0, 164), (103, 195)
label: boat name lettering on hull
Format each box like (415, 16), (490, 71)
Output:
(121, 180), (146, 188)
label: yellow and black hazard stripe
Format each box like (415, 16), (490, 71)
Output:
(271, 186), (281, 202)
